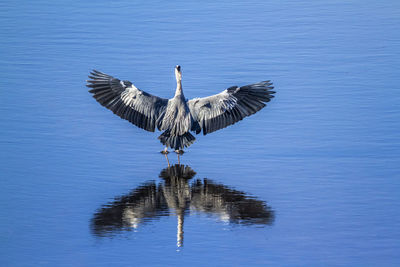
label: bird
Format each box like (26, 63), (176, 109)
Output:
(86, 65), (275, 157)
(91, 164), (275, 247)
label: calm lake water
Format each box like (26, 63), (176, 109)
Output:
(1, 0), (399, 266)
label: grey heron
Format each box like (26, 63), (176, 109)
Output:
(91, 164), (275, 247)
(86, 66), (275, 155)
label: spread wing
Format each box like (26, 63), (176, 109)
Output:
(188, 81), (275, 135)
(86, 70), (168, 132)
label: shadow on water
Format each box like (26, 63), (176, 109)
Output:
(91, 164), (275, 247)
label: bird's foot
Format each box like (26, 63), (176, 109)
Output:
(161, 148), (169, 154)
(175, 150), (184, 155)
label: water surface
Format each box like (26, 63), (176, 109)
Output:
(1, 0), (399, 266)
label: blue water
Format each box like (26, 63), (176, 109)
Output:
(1, 0), (400, 266)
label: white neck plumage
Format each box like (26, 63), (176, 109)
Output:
(174, 66), (183, 97)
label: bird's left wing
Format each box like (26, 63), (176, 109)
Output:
(86, 70), (168, 132)
(188, 81), (275, 135)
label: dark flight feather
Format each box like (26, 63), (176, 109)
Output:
(188, 81), (275, 135)
(86, 70), (168, 132)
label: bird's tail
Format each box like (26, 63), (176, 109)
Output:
(158, 131), (195, 150)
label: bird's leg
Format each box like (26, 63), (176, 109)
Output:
(161, 147), (169, 154)
(174, 150), (183, 165)
(164, 153), (170, 168)
(174, 150), (184, 164)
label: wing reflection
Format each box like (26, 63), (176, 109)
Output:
(91, 164), (275, 247)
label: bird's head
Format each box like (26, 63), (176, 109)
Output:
(175, 65), (182, 82)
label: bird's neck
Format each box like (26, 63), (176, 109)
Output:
(175, 80), (183, 97)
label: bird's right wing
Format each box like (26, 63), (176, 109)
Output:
(86, 70), (169, 132)
(188, 81), (275, 135)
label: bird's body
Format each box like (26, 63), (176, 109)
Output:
(160, 88), (193, 136)
(86, 66), (275, 152)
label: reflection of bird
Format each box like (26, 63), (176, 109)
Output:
(86, 66), (275, 155)
(91, 165), (275, 247)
